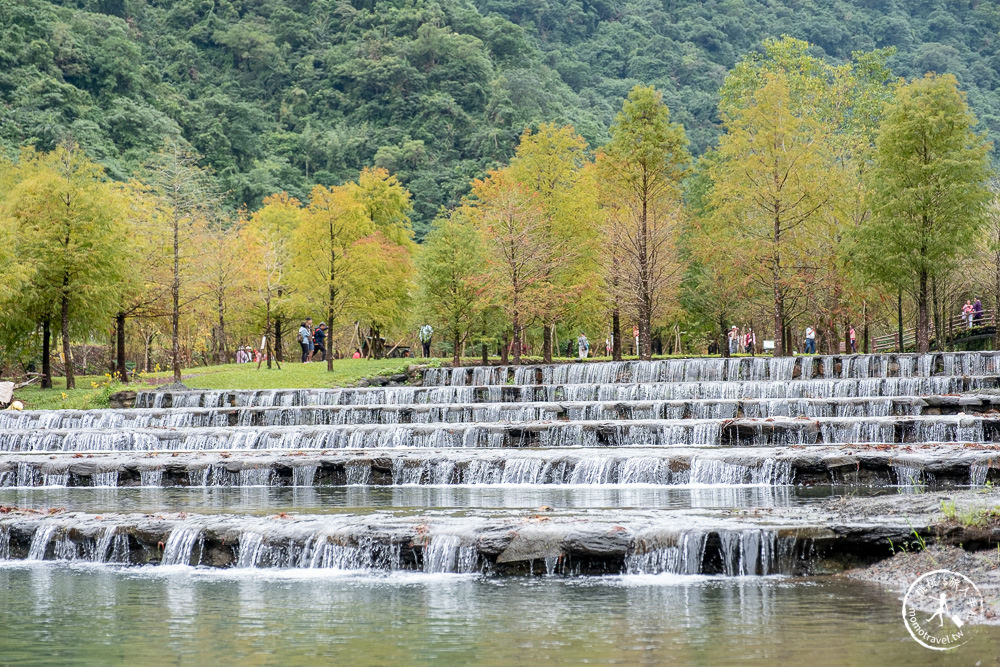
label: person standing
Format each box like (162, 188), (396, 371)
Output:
(804, 326), (816, 354)
(299, 319), (314, 362)
(419, 324), (433, 358)
(577, 332), (590, 360)
(963, 300), (974, 328)
(849, 325), (857, 354)
(313, 323), (327, 362)
(974, 297), (984, 326)
(728, 326), (739, 356)
(744, 328), (756, 355)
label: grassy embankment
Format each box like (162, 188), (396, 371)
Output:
(10, 358), (418, 411)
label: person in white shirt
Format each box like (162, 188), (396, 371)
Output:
(804, 326), (816, 354)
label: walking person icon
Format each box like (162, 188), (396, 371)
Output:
(926, 592), (949, 628)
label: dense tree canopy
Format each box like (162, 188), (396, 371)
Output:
(5, 1), (1000, 235)
(3, 10), (1000, 376)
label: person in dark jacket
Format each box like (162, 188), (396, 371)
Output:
(313, 323), (327, 362)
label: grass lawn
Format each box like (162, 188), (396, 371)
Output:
(9, 358), (424, 411)
(139, 358), (417, 389)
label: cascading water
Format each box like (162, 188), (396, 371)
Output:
(160, 527), (204, 566)
(969, 463), (991, 486)
(422, 534), (479, 573)
(5, 350), (999, 585)
(627, 531), (708, 575)
(27, 524), (58, 560)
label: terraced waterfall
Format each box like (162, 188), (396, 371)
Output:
(2, 352), (999, 662)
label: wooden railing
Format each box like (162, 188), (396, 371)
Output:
(872, 309), (995, 353)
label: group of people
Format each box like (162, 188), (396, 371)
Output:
(719, 324), (859, 355)
(234, 346), (262, 364)
(961, 298), (985, 328)
(298, 318), (328, 363)
(727, 326), (757, 355)
(804, 325), (857, 354)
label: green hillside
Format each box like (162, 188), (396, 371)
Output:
(3, 0), (999, 234)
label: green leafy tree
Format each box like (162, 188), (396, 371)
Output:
(467, 168), (551, 364)
(857, 73), (992, 353)
(706, 70), (837, 356)
(1, 144), (132, 389)
(508, 123), (597, 362)
(416, 211), (488, 363)
(245, 192), (303, 368)
(144, 142), (219, 383)
(597, 85), (690, 360)
(293, 183), (370, 369)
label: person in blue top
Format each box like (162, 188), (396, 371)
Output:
(299, 318), (314, 362)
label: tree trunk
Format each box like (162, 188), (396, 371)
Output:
(453, 330), (460, 365)
(144, 332), (153, 373)
(41, 318), (52, 389)
(328, 236), (336, 371)
(216, 290), (227, 365)
(995, 249), (1000, 350)
(719, 313), (729, 358)
(60, 288), (75, 390)
(481, 341), (488, 365)
(512, 310), (521, 364)
(542, 321), (552, 363)
(116, 311), (128, 383)
(863, 300), (869, 354)
(612, 308), (622, 361)
(772, 212), (785, 356)
(638, 304), (652, 361)
(931, 277), (940, 350)
(897, 291), (904, 353)
(772, 288), (785, 358)
(171, 211), (181, 383)
(916, 270), (930, 353)
(265, 294), (273, 370)
(274, 317), (283, 363)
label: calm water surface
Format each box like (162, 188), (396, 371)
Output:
(0, 484), (883, 515)
(0, 564), (996, 666)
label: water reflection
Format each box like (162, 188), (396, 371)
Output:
(0, 485), (886, 516)
(2, 564), (997, 664)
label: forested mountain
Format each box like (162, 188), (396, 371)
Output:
(3, 0), (1000, 235)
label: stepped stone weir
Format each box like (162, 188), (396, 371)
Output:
(0, 506), (950, 575)
(132, 375), (999, 408)
(2, 350), (999, 579)
(2, 446), (996, 489)
(0, 415), (997, 452)
(5, 393), (1000, 431)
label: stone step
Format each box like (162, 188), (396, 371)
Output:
(0, 415), (997, 453)
(422, 351), (1000, 386)
(1, 493), (991, 575)
(132, 375), (1000, 409)
(10, 394), (1000, 431)
(2, 445), (996, 489)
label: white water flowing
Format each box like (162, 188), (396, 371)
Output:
(160, 527), (204, 566)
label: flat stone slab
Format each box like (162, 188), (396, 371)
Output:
(2, 444), (998, 488)
(1, 488), (995, 575)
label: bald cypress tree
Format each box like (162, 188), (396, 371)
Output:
(858, 74), (992, 353)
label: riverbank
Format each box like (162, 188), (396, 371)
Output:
(846, 545), (1000, 624)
